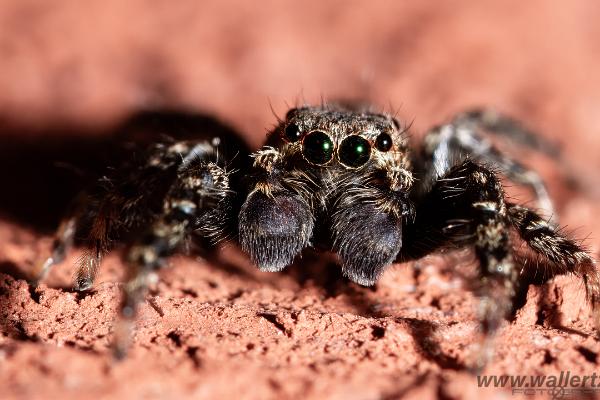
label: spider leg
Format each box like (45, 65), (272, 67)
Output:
(71, 176), (159, 291)
(36, 216), (78, 283)
(35, 188), (100, 284)
(507, 203), (600, 329)
(37, 190), (116, 291)
(38, 140), (224, 290)
(402, 158), (598, 366)
(238, 147), (315, 271)
(401, 160), (521, 368)
(113, 218), (188, 359)
(453, 109), (560, 158)
(113, 158), (234, 358)
(419, 110), (555, 219)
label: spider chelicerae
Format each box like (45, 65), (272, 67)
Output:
(38, 103), (599, 363)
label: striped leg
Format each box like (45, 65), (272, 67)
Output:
(401, 160), (521, 368)
(113, 160), (232, 358)
(508, 204), (600, 330)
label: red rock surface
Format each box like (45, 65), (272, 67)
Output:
(1, 1), (600, 399)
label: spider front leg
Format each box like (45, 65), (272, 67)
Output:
(238, 147), (315, 271)
(401, 160), (521, 367)
(113, 160), (233, 358)
(402, 159), (599, 366)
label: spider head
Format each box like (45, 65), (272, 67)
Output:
(279, 105), (404, 171)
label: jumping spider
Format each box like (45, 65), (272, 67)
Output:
(39, 103), (599, 362)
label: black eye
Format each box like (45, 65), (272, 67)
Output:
(302, 131), (334, 165)
(284, 123), (303, 142)
(339, 135), (371, 168)
(375, 133), (393, 152)
(285, 108), (298, 120)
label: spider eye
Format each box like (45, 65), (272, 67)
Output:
(284, 123), (303, 142)
(375, 133), (393, 152)
(302, 131), (334, 165)
(339, 135), (371, 168)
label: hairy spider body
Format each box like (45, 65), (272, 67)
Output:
(41, 104), (599, 362)
(239, 106), (414, 284)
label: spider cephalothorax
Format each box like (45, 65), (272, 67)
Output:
(239, 104), (416, 285)
(40, 104), (599, 364)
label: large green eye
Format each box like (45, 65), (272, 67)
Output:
(339, 135), (371, 168)
(302, 131), (334, 165)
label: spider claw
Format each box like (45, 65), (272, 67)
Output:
(74, 277), (94, 291)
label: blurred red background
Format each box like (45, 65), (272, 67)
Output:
(2, 1), (599, 156)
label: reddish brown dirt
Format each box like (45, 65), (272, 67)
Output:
(1, 1), (600, 399)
